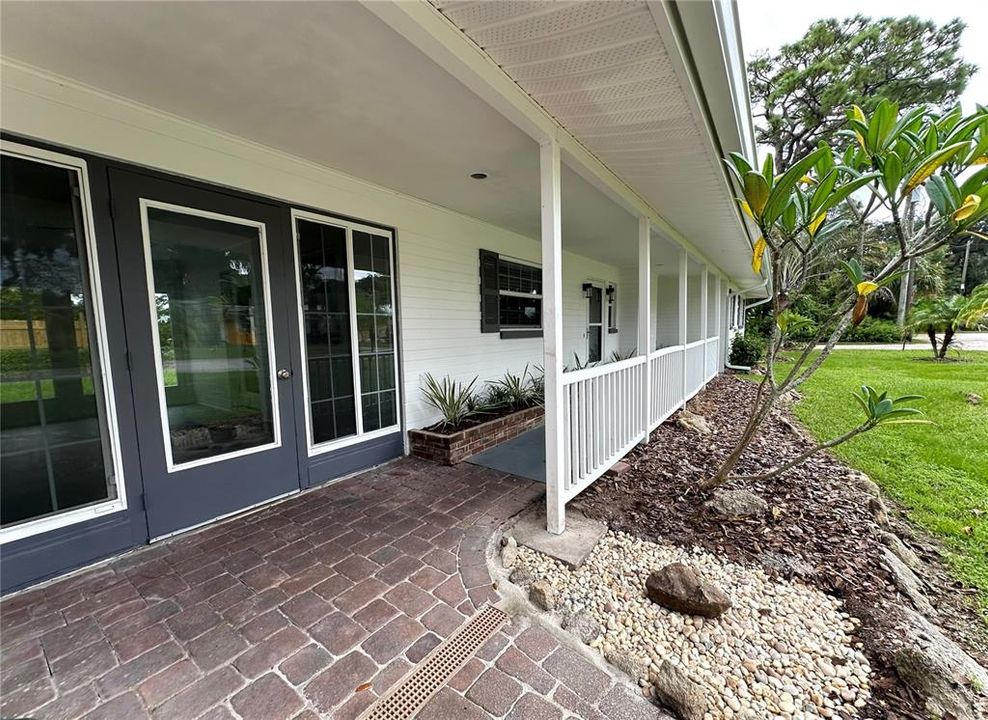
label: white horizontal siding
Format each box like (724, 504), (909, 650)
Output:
(399, 230), (625, 430)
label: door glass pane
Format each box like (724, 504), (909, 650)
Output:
(353, 230), (397, 433)
(296, 219), (356, 444)
(1, 153), (116, 527)
(146, 206), (276, 466)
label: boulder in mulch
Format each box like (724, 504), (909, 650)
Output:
(760, 551), (816, 580)
(869, 497), (891, 529)
(881, 548), (935, 616)
(561, 609), (600, 645)
(893, 606), (988, 720)
(529, 579), (556, 610)
(880, 531), (923, 573)
(650, 659), (706, 720)
(677, 410), (711, 435)
(645, 563), (731, 618)
(848, 470), (881, 497)
(703, 489), (768, 518)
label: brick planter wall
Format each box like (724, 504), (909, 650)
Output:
(408, 406), (544, 465)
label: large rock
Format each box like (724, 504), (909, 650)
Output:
(605, 646), (648, 683)
(880, 531), (923, 573)
(500, 536), (519, 569)
(529, 580), (556, 611)
(650, 659), (706, 720)
(869, 497), (891, 529)
(881, 548), (935, 616)
(645, 563), (731, 619)
(893, 606), (988, 720)
(677, 410), (711, 435)
(848, 470), (881, 497)
(561, 609), (600, 645)
(703, 489), (768, 519)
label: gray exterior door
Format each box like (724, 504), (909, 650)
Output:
(110, 169), (301, 538)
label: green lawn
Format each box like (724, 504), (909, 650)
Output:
(781, 350), (988, 609)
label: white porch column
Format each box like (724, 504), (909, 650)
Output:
(638, 216), (651, 437)
(541, 138), (566, 535)
(700, 265), (709, 386)
(678, 249), (688, 405)
(714, 274), (723, 372)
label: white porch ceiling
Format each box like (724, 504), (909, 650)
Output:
(430, 0), (753, 284)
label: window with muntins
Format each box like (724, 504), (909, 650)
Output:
(479, 250), (542, 335)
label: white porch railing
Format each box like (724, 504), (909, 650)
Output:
(561, 355), (647, 502)
(648, 345), (684, 430)
(684, 339), (706, 400)
(704, 337), (720, 381)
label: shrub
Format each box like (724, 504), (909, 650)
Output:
(421, 373), (478, 429)
(485, 364), (544, 410)
(841, 317), (902, 343)
(729, 333), (765, 367)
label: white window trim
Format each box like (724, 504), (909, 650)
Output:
(0, 141), (127, 544)
(290, 209), (401, 458)
(139, 199), (283, 473)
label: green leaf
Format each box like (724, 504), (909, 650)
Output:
(903, 142), (970, 194)
(819, 174), (880, 215)
(881, 152), (903, 197)
(763, 146), (830, 225)
(743, 171), (770, 217)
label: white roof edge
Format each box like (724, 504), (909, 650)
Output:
(363, 0), (745, 285)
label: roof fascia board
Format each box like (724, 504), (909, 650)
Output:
(363, 0), (739, 282)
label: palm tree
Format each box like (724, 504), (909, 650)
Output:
(907, 285), (988, 359)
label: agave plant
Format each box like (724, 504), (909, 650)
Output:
(486, 364), (542, 410)
(421, 373), (478, 429)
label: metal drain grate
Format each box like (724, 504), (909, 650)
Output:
(359, 604), (508, 720)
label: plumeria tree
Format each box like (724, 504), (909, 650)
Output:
(704, 101), (988, 489)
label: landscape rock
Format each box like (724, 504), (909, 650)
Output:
(529, 579), (556, 610)
(650, 659), (706, 720)
(880, 531), (923, 573)
(508, 564), (533, 586)
(869, 497), (891, 529)
(645, 563), (731, 618)
(881, 548), (935, 616)
(605, 645), (648, 682)
(703, 489), (768, 518)
(848, 470), (881, 497)
(760, 551), (816, 579)
(893, 606), (988, 720)
(561, 609), (600, 645)
(677, 410), (711, 435)
(966, 392), (982, 405)
(500, 536), (518, 568)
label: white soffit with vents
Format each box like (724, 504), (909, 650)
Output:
(401, 0), (760, 290)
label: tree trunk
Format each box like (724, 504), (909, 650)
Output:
(938, 327), (955, 359)
(927, 327), (938, 357)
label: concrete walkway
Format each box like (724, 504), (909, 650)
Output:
(0, 458), (664, 720)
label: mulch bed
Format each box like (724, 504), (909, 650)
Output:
(575, 374), (987, 719)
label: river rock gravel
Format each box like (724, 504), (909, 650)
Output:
(513, 530), (872, 720)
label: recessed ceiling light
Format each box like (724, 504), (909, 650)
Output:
(470, 172), (488, 180)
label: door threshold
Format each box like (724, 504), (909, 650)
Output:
(150, 488), (300, 543)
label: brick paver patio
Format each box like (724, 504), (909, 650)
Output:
(0, 457), (667, 719)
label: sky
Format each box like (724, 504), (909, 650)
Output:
(737, 0), (987, 113)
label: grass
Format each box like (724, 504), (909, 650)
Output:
(777, 350), (988, 610)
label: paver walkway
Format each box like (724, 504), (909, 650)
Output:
(0, 457), (666, 720)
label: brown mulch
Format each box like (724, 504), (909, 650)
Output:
(574, 374), (987, 720)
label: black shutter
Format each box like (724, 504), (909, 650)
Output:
(479, 249), (500, 333)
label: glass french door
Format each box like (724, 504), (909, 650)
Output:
(110, 169), (300, 539)
(0, 145), (124, 541)
(292, 211), (399, 454)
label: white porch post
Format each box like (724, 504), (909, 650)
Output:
(678, 249), (688, 406)
(700, 265), (709, 386)
(541, 138), (566, 535)
(638, 216), (651, 438)
(714, 274), (722, 372)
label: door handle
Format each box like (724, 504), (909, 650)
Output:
(277, 368), (292, 380)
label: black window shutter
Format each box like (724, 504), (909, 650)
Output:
(479, 249), (500, 333)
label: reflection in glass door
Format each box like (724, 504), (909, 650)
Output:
(587, 285), (603, 363)
(293, 213), (399, 453)
(0, 147), (122, 536)
(142, 202), (279, 470)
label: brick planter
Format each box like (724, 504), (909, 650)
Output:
(408, 406), (544, 465)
